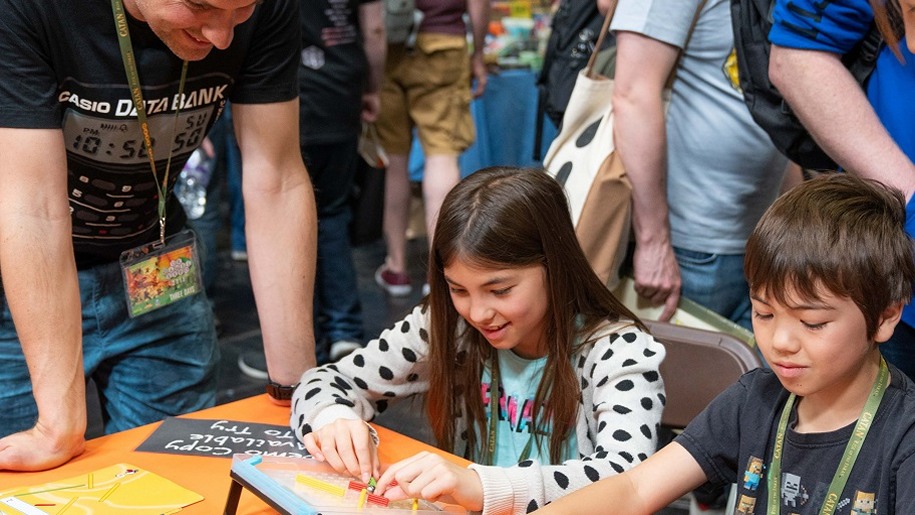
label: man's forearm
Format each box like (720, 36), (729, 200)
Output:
(612, 93), (672, 245)
(0, 215), (86, 439)
(467, 0), (490, 55)
(360, 3), (386, 94)
(770, 45), (915, 199)
(245, 180), (318, 386)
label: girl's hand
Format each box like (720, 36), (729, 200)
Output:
(376, 451), (484, 511)
(302, 418), (380, 483)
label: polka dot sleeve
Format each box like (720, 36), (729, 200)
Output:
(468, 325), (666, 514)
(290, 305), (433, 442)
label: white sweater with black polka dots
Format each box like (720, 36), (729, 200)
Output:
(291, 305), (666, 515)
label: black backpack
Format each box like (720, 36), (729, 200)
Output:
(730, 0), (883, 170)
(537, 0), (614, 128)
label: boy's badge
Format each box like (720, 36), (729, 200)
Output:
(119, 229), (203, 317)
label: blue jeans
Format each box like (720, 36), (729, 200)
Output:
(301, 140), (364, 362)
(222, 106), (246, 254)
(674, 248), (752, 331)
(0, 259), (219, 437)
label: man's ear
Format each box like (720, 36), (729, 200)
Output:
(874, 302), (904, 343)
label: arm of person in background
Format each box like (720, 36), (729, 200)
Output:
(769, 45), (915, 201)
(531, 443), (707, 515)
(0, 128), (86, 471)
(612, 31), (681, 321)
(359, 0), (386, 122)
(467, 0), (490, 97)
(232, 99), (318, 400)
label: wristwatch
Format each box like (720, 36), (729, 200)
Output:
(265, 379), (298, 402)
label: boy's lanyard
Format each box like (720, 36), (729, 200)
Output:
(483, 353), (536, 466)
(110, 0), (188, 245)
(767, 357), (889, 515)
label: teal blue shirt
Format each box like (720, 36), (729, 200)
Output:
(480, 349), (578, 466)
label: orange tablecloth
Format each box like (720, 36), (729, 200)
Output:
(0, 395), (469, 514)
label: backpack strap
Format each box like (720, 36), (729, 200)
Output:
(846, 24), (884, 84)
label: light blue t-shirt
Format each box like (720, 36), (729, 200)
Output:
(611, 0), (788, 255)
(480, 350), (578, 466)
(769, 0), (915, 328)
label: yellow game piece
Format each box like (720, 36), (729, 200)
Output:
(358, 488), (368, 508)
(57, 496), (78, 514)
(412, 498), (419, 511)
(295, 473), (346, 497)
(98, 482), (120, 502)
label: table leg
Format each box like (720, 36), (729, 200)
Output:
(223, 477), (243, 515)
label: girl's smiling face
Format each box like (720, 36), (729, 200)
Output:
(444, 258), (550, 359)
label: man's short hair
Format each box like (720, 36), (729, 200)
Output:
(745, 173), (915, 338)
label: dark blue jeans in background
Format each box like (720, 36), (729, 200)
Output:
(301, 139), (364, 363)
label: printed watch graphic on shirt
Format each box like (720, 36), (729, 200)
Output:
(59, 74), (228, 242)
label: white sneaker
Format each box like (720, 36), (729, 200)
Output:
(330, 340), (362, 362)
(237, 350), (269, 380)
(231, 249), (248, 262)
(422, 283), (430, 296)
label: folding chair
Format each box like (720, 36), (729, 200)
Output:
(646, 320), (761, 430)
(644, 320), (762, 515)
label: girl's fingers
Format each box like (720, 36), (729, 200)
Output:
(376, 452), (426, 495)
(331, 428), (363, 479)
(302, 433), (325, 462)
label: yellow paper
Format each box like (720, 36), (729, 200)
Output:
(0, 463), (203, 514)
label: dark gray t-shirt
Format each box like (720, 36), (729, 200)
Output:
(298, 0), (375, 145)
(677, 367), (915, 514)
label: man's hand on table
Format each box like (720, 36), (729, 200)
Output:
(0, 423), (85, 471)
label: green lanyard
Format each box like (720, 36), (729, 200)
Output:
(110, 0), (188, 244)
(482, 353), (536, 466)
(767, 357), (889, 515)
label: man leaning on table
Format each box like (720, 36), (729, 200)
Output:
(0, 0), (317, 471)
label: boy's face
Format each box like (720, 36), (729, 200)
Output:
(750, 285), (900, 404)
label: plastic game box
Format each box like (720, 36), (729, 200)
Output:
(225, 454), (471, 515)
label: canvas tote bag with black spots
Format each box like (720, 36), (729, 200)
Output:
(543, 0), (704, 290)
(543, 3), (629, 290)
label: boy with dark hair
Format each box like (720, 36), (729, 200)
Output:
(533, 173), (915, 514)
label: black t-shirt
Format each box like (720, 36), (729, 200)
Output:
(298, 0), (375, 145)
(0, 0), (298, 268)
(676, 367), (915, 514)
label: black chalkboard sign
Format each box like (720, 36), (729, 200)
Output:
(136, 417), (309, 459)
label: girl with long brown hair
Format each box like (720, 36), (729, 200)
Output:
(290, 166), (665, 514)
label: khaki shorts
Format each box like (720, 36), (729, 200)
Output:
(376, 33), (475, 156)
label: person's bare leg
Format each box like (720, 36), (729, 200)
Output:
(422, 154), (461, 246)
(382, 153), (411, 274)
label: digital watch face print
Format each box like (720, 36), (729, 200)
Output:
(59, 75), (230, 242)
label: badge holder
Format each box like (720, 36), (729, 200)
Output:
(120, 229), (203, 318)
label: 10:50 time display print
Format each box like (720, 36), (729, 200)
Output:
(63, 109), (212, 166)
